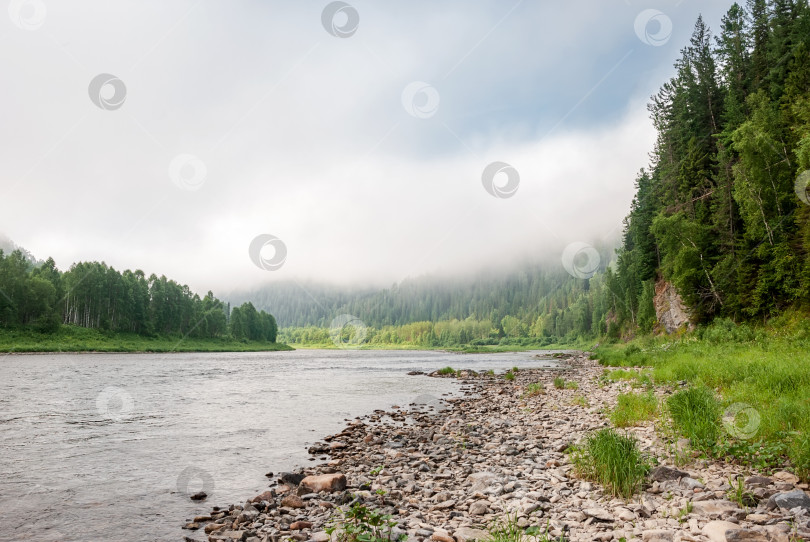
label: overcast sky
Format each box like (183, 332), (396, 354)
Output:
(1, 0), (737, 293)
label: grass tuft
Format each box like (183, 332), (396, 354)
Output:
(666, 385), (721, 450)
(553, 376), (565, 389)
(570, 428), (649, 498)
(504, 370), (516, 381)
(611, 391), (658, 427)
(790, 433), (810, 482)
(524, 382), (545, 397)
(437, 366), (457, 376)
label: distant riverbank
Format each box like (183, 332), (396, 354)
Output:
(0, 326), (292, 353)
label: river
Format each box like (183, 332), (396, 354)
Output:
(0, 349), (562, 541)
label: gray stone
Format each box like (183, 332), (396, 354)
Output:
(766, 489), (810, 512)
(649, 466), (689, 482)
(583, 507), (613, 522)
(642, 529), (674, 542)
(454, 527), (489, 542)
(725, 530), (769, 542)
(702, 521), (738, 542)
(469, 500), (489, 516)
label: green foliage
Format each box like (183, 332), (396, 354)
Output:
(485, 514), (567, 542)
(437, 366), (457, 376)
(570, 428), (649, 498)
(553, 377), (565, 389)
(790, 433), (810, 482)
(0, 248), (280, 345)
(504, 370), (516, 381)
(611, 391), (659, 427)
(524, 382), (545, 397)
(564, 380), (579, 390)
(727, 476), (757, 508)
(325, 502), (404, 542)
(667, 386), (721, 450)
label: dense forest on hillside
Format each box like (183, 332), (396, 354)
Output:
(0, 247), (278, 343)
(252, 1), (810, 345)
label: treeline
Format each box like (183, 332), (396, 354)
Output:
(262, 2), (810, 344)
(237, 263), (613, 343)
(611, 0), (810, 331)
(0, 249), (278, 341)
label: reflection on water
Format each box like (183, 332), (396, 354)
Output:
(0, 349), (561, 541)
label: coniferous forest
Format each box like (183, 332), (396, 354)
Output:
(4, 2), (810, 348)
(247, 1), (810, 345)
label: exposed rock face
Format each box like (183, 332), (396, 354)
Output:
(654, 279), (694, 333)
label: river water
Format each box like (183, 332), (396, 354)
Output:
(0, 349), (562, 542)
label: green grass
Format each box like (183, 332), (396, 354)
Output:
(666, 386), (721, 450)
(564, 380), (579, 390)
(790, 433), (810, 482)
(0, 326), (292, 353)
(524, 382), (545, 397)
(504, 370), (516, 381)
(611, 391), (659, 427)
(553, 376), (565, 389)
(571, 394), (589, 407)
(484, 513), (566, 542)
(592, 316), (810, 479)
(570, 428), (649, 498)
(436, 366), (457, 376)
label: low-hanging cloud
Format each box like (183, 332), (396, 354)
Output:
(0, 0), (733, 294)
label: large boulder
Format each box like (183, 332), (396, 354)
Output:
(766, 489), (810, 512)
(300, 473), (347, 493)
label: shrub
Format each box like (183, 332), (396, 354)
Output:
(570, 428), (649, 498)
(611, 391), (658, 427)
(667, 386), (721, 450)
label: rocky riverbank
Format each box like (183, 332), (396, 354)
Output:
(183, 352), (810, 542)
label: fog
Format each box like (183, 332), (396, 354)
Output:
(1, 0), (735, 293)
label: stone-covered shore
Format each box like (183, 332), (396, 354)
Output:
(182, 352), (810, 542)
